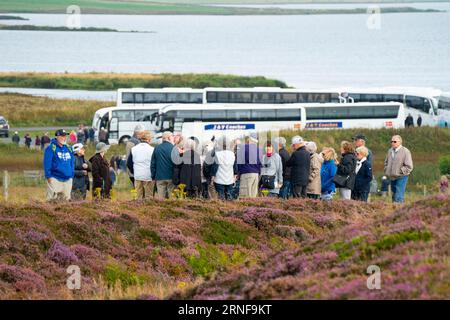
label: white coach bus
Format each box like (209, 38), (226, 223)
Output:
(339, 87), (440, 126)
(151, 102), (404, 143)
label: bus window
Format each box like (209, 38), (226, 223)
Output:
(112, 110), (135, 121)
(189, 93), (203, 103)
(144, 93), (166, 103)
(348, 106), (373, 118)
(251, 109), (276, 120)
(122, 93), (134, 103)
(406, 95), (428, 113)
(177, 110), (201, 121)
(226, 109), (251, 121)
(373, 106), (399, 118)
(217, 92), (230, 103)
(330, 93), (340, 103)
(361, 94), (383, 102)
(384, 94), (403, 103)
(135, 93), (144, 104)
(167, 93), (189, 103)
(230, 92), (252, 103)
(254, 93), (275, 103)
(276, 108), (301, 120)
(135, 110), (157, 121)
(206, 92), (218, 103)
(305, 107), (324, 120)
(276, 93), (297, 103)
(202, 110), (227, 121)
(348, 93), (361, 102)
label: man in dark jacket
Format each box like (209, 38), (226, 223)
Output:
(405, 113), (414, 127)
(274, 137), (291, 199)
(71, 143), (91, 200)
(151, 131), (175, 199)
(286, 136), (310, 198)
(417, 115), (422, 127)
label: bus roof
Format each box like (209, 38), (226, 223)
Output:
(117, 88), (203, 93)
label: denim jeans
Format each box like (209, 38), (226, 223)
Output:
(278, 180), (292, 199)
(391, 176), (409, 203)
(214, 183), (233, 200)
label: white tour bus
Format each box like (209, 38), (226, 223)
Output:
(151, 102), (404, 143)
(117, 88), (204, 107)
(92, 105), (162, 144)
(338, 87), (441, 126)
(437, 92), (450, 128)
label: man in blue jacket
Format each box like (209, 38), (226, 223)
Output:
(151, 131), (175, 199)
(43, 129), (75, 201)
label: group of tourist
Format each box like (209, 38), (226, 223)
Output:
(43, 124), (415, 204)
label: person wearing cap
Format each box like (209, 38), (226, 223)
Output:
(151, 131), (176, 199)
(126, 124), (145, 186)
(127, 130), (155, 200)
(89, 142), (112, 199)
(11, 131), (20, 145)
(384, 135), (413, 203)
(286, 136), (310, 198)
(353, 133), (373, 167)
(236, 132), (262, 198)
(43, 129), (75, 201)
(71, 143), (91, 200)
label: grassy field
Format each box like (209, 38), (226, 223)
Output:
(0, 194), (447, 299)
(0, 72), (287, 90)
(0, 93), (110, 127)
(0, 0), (444, 14)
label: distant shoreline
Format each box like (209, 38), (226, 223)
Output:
(0, 25), (153, 33)
(0, 6), (444, 16)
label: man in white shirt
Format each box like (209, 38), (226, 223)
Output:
(127, 131), (155, 200)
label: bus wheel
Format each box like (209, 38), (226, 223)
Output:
(119, 136), (130, 144)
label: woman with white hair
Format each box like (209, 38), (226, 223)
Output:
(352, 146), (373, 202)
(305, 141), (323, 199)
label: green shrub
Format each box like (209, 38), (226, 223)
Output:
(439, 155), (450, 175)
(201, 219), (249, 246)
(187, 245), (246, 277)
(103, 263), (146, 289)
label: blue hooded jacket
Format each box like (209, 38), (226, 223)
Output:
(321, 159), (337, 194)
(43, 138), (74, 181)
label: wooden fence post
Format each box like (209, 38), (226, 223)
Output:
(3, 170), (9, 201)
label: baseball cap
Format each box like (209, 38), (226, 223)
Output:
(353, 133), (367, 141)
(291, 136), (304, 145)
(55, 129), (67, 137)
